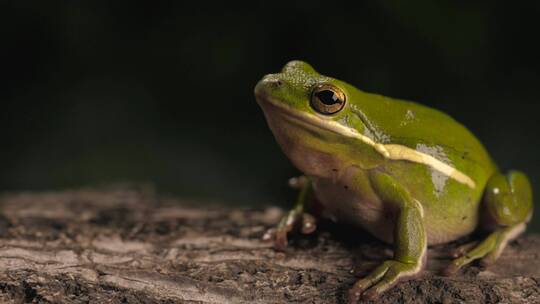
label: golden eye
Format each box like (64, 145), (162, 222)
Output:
(310, 84), (346, 115)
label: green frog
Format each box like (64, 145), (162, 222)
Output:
(254, 61), (533, 302)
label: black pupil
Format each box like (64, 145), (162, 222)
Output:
(316, 90), (340, 105)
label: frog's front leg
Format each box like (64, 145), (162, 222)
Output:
(262, 176), (317, 251)
(445, 170), (532, 274)
(349, 171), (426, 302)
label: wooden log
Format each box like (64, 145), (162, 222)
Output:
(0, 186), (538, 303)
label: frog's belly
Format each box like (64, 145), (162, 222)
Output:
(312, 175), (396, 244)
(311, 175), (477, 245)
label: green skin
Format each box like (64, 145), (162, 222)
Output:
(254, 61), (533, 302)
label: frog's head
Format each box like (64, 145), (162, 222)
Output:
(255, 61), (384, 177)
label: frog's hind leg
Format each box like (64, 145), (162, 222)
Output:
(444, 223), (526, 275)
(444, 171), (533, 275)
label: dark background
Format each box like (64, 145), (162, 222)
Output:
(1, 1), (539, 231)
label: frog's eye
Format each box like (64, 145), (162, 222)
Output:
(310, 84), (346, 115)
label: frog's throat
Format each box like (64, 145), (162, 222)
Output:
(258, 96), (476, 189)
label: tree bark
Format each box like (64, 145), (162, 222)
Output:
(0, 186), (538, 303)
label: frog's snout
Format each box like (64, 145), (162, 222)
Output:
(261, 74), (283, 88)
(255, 74), (284, 97)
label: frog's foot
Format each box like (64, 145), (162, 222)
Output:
(445, 171), (532, 275)
(443, 223), (525, 275)
(348, 260), (422, 303)
(449, 241), (478, 258)
(262, 209), (316, 251)
(262, 175), (315, 251)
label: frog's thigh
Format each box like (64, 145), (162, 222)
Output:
(484, 170), (532, 226)
(445, 171), (532, 274)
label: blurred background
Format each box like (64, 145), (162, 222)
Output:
(1, 1), (539, 231)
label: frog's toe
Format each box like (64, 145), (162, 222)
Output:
(348, 260), (421, 303)
(273, 228), (289, 251)
(449, 241), (478, 258)
(348, 263), (386, 303)
(263, 208), (317, 251)
(444, 244), (495, 275)
(442, 261), (462, 276)
(361, 271), (400, 300)
(443, 246), (486, 276)
(347, 287), (362, 304)
(300, 213), (317, 234)
(479, 253), (498, 267)
(261, 226), (290, 251)
(261, 227), (276, 242)
(288, 176), (308, 189)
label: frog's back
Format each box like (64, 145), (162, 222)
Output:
(348, 89), (496, 177)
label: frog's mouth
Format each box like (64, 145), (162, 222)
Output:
(258, 96), (338, 135)
(255, 92), (379, 147)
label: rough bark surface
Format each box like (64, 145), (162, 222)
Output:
(0, 186), (538, 303)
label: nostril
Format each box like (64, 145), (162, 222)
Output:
(261, 74), (284, 88)
(265, 78), (282, 87)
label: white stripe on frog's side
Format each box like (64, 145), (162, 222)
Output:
(261, 97), (477, 189)
(384, 144), (476, 188)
